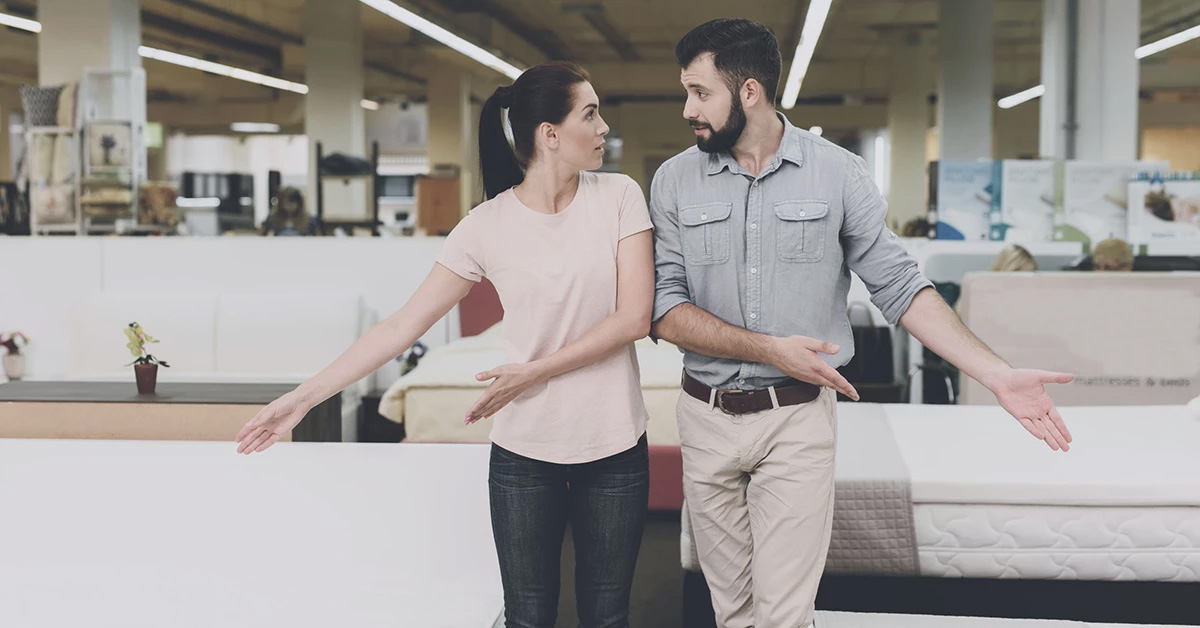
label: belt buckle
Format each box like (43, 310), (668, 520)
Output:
(715, 389), (739, 415)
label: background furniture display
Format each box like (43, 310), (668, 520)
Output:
(315, 140), (380, 236)
(415, 166), (461, 236)
(179, 172), (255, 233)
(0, 381), (339, 442)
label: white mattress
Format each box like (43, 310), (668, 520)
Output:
(0, 439), (503, 628)
(879, 404), (1200, 581)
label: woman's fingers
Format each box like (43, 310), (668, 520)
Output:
(243, 430), (274, 455)
(255, 433), (281, 453)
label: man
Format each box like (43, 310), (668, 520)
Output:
(649, 19), (1075, 628)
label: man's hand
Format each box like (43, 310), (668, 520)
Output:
(985, 368), (1074, 451)
(768, 336), (860, 401)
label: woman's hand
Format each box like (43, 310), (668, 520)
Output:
(235, 391), (311, 454)
(466, 363), (547, 425)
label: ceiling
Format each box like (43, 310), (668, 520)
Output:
(1, 0), (1198, 130)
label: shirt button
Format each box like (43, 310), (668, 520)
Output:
(750, 223), (758, 230)
(750, 267), (757, 274)
(799, 210), (807, 217)
(701, 214), (707, 220)
(750, 313), (758, 319)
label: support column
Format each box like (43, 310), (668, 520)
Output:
(0, 86), (20, 180)
(938, 0), (994, 160)
(426, 62), (474, 216)
(38, 0), (140, 86)
(1040, 0), (1140, 161)
(304, 0), (366, 224)
(887, 31), (931, 229)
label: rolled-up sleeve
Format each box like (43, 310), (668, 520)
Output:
(649, 163), (691, 324)
(841, 153), (933, 325)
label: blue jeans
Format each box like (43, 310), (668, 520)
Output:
(489, 433), (649, 628)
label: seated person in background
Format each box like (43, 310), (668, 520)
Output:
(989, 244), (1038, 272)
(901, 217), (931, 238)
(1092, 238), (1134, 272)
(260, 187), (320, 236)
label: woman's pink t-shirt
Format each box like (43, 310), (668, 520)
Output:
(436, 171), (654, 464)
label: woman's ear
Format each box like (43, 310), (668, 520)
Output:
(538, 121), (559, 151)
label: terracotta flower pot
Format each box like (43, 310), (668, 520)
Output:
(134, 363), (158, 395)
(3, 354), (24, 380)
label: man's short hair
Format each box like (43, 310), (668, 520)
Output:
(676, 19), (783, 103)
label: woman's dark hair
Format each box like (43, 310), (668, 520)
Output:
(479, 61), (591, 199)
(675, 19), (782, 103)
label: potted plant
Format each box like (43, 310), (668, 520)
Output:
(124, 322), (169, 394)
(1, 331), (30, 381)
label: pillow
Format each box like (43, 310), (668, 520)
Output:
(20, 84), (64, 127)
(56, 82), (77, 127)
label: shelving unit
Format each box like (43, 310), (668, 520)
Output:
(78, 68), (147, 233)
(25, 126), (82, 235)
(315, 140), (380, 236)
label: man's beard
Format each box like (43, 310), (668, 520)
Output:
(692, 96), (747, 154)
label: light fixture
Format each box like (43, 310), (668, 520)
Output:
(0, 10), (40, 33)
(231, 122), (281, 133)
(809, 125), (824, 136)
(997, 84), (1046, 109)
(176, 197), (222, 208)
(780, 0), (833, 109)
(359, 0), (523, 79)
(361, 99), (380, 110)
(139, 46), (308, 94)
(1136, 23), (1200, 59)
(999, 23), (1200, 108)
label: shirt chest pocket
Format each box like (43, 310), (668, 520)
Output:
(774, 200), (828, 263)
(679, 202), (733, 266)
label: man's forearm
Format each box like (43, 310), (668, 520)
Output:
(652, 303), (779, 365)
(899, 287), (1011, 388)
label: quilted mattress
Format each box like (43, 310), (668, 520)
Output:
(886, 404), (1200, 581)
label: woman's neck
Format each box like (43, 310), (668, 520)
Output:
(514, 162), (580, 215)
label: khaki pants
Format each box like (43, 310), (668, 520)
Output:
(677, 386), (837, 628)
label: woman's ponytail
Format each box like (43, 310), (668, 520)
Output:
(479, 85), (524, 200)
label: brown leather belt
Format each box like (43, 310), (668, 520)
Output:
(682, 371), (822, 415)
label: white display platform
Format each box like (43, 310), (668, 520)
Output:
(0, 439), (502, 628)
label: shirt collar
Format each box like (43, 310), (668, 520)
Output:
(705, 111), (806, 176)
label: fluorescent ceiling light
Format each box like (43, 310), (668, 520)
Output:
(139, 46), (309, 94)
(809, 125), (824, 136)
(359, 0), (523, 79)
(1000, 24), (1200, 108)
(780, 0), (833, 109)
(231, 122), (281, 133)
(1136, 23), (1200, 59)
(0, 11), (40, 32)
(361, 99), (380, 110)
(997, 84), (1046, 109)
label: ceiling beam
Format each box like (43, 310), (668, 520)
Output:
(579, 10), (640, 62)
(156, 0), (303, 45)
(142, 12), (282, 67)
(435, 0), (573, 60)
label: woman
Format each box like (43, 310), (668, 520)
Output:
(260, 186), (319, 236)
(234, 61), (655, 628)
